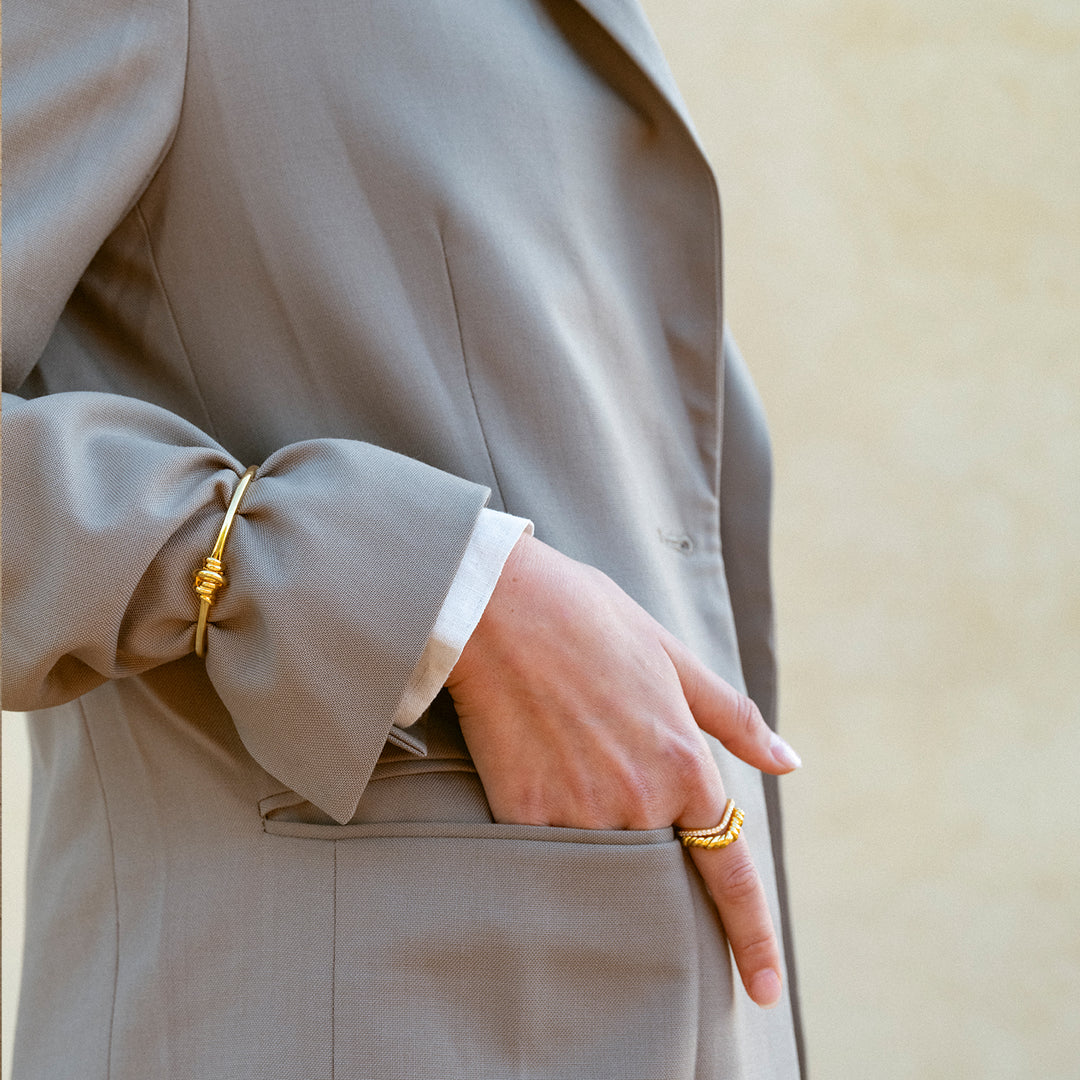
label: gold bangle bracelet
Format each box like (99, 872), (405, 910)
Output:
(193, 466), (258, 658)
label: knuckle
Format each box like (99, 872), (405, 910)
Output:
(623, 807), (665, 831)
(678, 760), (724, 819)
(564, 778), (612, 830)
(509, 788), (556, 828)
(716, 852), (762, 902)
(619, 765), (673, 830)
(666, 728), (713, 783)
(735, 929), (777, 969)
(576, 808), (615, 831)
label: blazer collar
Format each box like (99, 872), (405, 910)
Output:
(569, 0), (708, 158)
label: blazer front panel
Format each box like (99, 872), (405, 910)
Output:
(4, 1), (800, 1076)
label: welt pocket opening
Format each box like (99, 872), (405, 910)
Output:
(261, 805), (678, 847)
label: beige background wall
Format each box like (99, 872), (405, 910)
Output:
(4, 2), (1078, 1077)
(642, 1), (1080, 1076)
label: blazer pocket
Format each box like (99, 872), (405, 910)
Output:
(260, 770), (729, 1078)
(330, 824), (703, 1079)
(260, 779), (676, 848)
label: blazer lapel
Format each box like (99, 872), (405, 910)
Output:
(568, 0), (710, 159)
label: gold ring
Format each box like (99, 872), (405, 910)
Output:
(676, 799), (745, 850)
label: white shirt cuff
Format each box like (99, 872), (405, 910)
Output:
(391, 507), (533, 729)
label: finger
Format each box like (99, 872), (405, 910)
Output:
(663, 636), (801, 774)
(687, 837), (783, 1008)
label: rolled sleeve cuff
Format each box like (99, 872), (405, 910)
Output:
(392, 508), (533, 729)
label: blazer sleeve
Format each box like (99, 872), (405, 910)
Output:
(2, 0), (492, 825)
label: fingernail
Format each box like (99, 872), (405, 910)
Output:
(770, 732), (802, 770)
(750, 969), (782, 1009)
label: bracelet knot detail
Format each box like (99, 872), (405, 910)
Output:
(194, 557), (226, 604)
(193, 466), (258, 658)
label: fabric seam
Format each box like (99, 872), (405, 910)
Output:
(132, 201), (221, 441)
(331, 841), (338, 1080)
(438, 232), (509, 512)
(678, 847), (704, 1077)
(78, 700), (121, 1080)
(129, 0), (222, 441)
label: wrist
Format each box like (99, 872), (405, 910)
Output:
(447, 531), (542, 688)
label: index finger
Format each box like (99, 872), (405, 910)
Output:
(662, 635), (802, 777)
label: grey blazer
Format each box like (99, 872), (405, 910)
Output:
(3, 0), (803, 1076)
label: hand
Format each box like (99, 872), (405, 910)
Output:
(446, 533), (801, 1008)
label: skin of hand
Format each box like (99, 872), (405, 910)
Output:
(446, 532), (802, 1010)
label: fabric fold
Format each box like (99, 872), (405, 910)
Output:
(2, 390), (491, 823)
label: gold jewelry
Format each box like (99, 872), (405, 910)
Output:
(677, 800), (745, 850)
(193, 466), (257, 658)
(678, 798), (736, 838)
